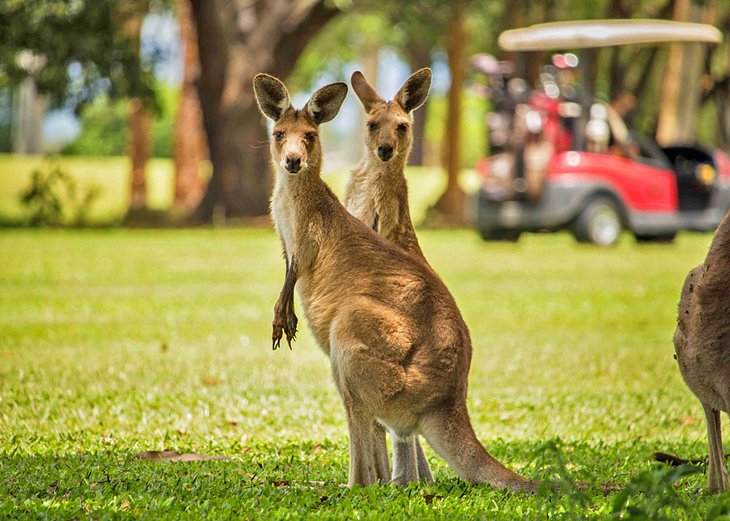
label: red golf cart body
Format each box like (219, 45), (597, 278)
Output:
(475, 20), (729, 244)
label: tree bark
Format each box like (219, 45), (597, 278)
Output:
(188, 0), (339, 223)
(127, 98), (152, 210)
(124, 3), (151, 212)
(431, 1), (467, 222)
(173, 0), (207, 211)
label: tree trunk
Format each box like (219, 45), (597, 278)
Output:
(127, 98), (152, 210)
(404, 42), (431, 166)
(656, 0), (707, 146)
(188, 0), (339, 223)
(124, 4), (151, 212)
(173, 0), (207, 211)
(431, 1), (467, 222)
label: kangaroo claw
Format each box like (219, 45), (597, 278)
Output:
(272, 314), (285, 351)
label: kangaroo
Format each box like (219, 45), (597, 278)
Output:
(254, 73), (536, 492)
(674, 211), (730, 493)
(345, 68), (433, 486)
(345, 68), (430, 259)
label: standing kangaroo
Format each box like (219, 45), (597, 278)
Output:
(345, 68), (433, 486)
(254, 73), (536, 492)
(674, 211), (730, 493)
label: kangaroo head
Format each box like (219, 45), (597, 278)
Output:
(351, 68), (431, 164)
(253, 74), (348, 175)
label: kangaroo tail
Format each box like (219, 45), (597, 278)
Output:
(420, 405), (537, 493)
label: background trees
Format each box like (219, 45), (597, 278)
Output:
(1, 0), (729, 225)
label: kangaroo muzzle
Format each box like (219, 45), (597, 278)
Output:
(377, 144), (394, 162)
(285, 154), (302, 173)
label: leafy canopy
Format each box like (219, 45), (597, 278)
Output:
(0, 0), (155, 105)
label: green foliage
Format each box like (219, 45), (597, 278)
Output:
(0, 154), (175, 224)
(0, 0), (155, 104)
(0, 227), (726, 517)
(610, 464), (703, 519)
(63, 83), (177, 158)
(19, 161), (100, 226)
(150, 82), (178, 158)
(62, 96), (128, 156)
(291, 12), (400, 89)
(426, 92), (491, 166)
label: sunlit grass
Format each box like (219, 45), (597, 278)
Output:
(0, 154), (174, 223)
(2, 227), (730, 518)
(0, 153), (478, 225)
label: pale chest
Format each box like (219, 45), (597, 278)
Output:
(271, 186), (295, 264)
(346, 187), (377, 225)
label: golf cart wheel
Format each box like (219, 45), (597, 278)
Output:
(634, 232), (676, 244)
(572, 197), (622, 246)
(479, 228), (522, 242)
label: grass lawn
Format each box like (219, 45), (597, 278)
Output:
(0, 153), (480, 225)
(0, 154), (175, 224)
(2, 226), (730, 519)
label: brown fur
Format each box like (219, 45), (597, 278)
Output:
(345, 69), (433, 485)
(674, 211), (730, 493)
(345, 69), (431, 259)
(254, 73), (536, 492)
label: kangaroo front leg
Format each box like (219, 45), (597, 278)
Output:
(392, 433), (419, 486)
(272, 258), (298, 350)
(704, 404), (729, 493)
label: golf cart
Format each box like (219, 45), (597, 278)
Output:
(474, 20), (730, 245)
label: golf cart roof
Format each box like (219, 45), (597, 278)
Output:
(499, 19), (722, 52)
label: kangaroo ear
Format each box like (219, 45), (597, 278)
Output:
(395, 68), (432, 113)
(351, 71), (382, 113)
(306, 82), (348, 125)
(253, 73), (291, 121)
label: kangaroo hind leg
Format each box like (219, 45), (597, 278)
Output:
(704, 404), (729, 493)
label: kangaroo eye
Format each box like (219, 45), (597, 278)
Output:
(397, 123), (408, 133)
(273, 131), (285, 142)
(367, 122), (378, 132)
(304, 132), (317, 143)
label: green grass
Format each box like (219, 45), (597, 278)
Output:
(0, 154), (175, 223)
(0, 153), (479, 225)
(3, 227), (730, 519)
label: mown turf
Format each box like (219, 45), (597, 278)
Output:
(2, 228), (730, 519)
(0, 153), (478, 226)
(0, 154), (175, 223)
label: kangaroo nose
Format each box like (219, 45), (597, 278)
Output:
(285, 155), (301, 173)
(377, 144), (394, 162)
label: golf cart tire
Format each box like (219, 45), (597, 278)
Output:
(571, 196), (622, 246)
(634, 232), (677, 244)
(479, 228), (522, 242)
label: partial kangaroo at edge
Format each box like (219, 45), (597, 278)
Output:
(674, 210), (730, 493)
(346, 68), (433, 486)
(254, 73), (537, 493)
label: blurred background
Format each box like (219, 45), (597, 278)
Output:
(0, 0), (729, 234)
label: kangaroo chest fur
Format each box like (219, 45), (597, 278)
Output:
(345, 159), (423, 258)
(271, 171), (297, 265)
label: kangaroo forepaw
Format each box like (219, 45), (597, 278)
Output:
(272, 314), (285, 350)
(284, 311), (298, 349)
